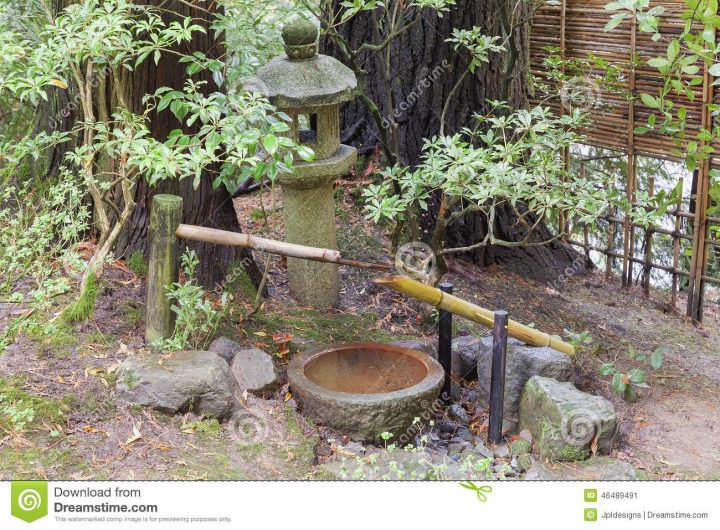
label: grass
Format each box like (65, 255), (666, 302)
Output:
(0, 378), (69, 433)
(126, 251), (148, 277)
(63, 272), (99, 323)
(247, 308), (397, 346)
(181, 418), (222, 436)
(123, 300), (144, 327)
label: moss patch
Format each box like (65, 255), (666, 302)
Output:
(0, 378), (68, 433)
(127, 251), (148, 277)
(63, 273), (99, 323)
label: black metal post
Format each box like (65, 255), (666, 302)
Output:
(438, 282), (453, 405)
(488, 310), (509, 445)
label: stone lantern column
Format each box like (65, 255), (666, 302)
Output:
(244, 18), (358, 308)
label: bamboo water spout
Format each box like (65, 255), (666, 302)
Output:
(374, 275), (575, 357)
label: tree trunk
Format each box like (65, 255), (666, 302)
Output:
(326, 0), (583, 283)
(41, 0), (262, 288)
(113, 1), (263, 288)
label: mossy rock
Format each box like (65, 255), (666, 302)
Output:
(518, 376), (618, 462)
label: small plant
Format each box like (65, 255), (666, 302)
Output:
(152, 249), (231, 352)
(564, 329), (594, 354)
(599, 346), (668, 402)
(181, 418), (222, 436)
(0, 394), (35, 432)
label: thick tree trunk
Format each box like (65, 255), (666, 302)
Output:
(114, 1), (263, 288)
(327, 0), (582, 282)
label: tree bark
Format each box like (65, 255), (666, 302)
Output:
(114, 1), (263, 288)
(326, 0), (583, 282)
(40, 0), (262, 288)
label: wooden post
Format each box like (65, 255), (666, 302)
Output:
(623, 15), (637, 288)
(642, 177), (655, 295)
(671, 178), (683, 310)
(145, 194), (183, 346)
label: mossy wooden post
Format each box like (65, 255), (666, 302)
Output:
(145, 194), (183, 346)
(243, 17), (357, 307)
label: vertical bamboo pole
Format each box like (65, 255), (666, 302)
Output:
(623, 16), (637, 287)
(558, 0), (569, 235)
(687, 27), (715, 321)
(642, 177), (655, 295)
(671, 177), (683, 310)
(606, 181), (616, 277)
(145, 194), (183, 346)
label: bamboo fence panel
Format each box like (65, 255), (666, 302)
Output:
(530, 0), (718, 320)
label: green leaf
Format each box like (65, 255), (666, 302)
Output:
(650, 347), (667, 369)
(627, 368), (647, 384)
(640, 93), (660, 109)
(612, 372), (627, 394)
(599, 363), (616, 376)
(624, 385), (638, 402)
(296, 145), (315, 162)
(263, 134), (279, 155)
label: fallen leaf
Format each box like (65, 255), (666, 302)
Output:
(125, 424), (143, 445)
(284, 392), (292, 402)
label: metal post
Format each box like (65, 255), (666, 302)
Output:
(438, 282), (453, 404)
(488, 310), (509, 445)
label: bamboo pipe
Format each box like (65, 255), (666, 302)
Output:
(374, 275), (575, 357)
(175, 224), (391, 271)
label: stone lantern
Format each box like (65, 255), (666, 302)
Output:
(244, 18), (357, 308)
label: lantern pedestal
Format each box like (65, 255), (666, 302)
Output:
(279, 145), (356, 308)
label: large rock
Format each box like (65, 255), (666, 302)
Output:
(116, 351), (233, 418)
(519, 376), (618, 461)
(524, 457), (637, 480)
(391, 338), (437, 359)
(477, 337), (574, 420)
(208, 337), (243, 364)
(229, 348), (280, 399)
(451, 335), (483, 380)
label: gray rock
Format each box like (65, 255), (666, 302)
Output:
(337, 441), (365, 456)
(208, 337), (243, 364)
(455, 427), (475, 443)
(229, 348), (280, 399)
(321, 448), (494, 480)
(524, 457), (637, 480)
(471, 440), (494, 460)
(116, 351), (233, 418)
(519, 376), (618, 461)
(450, 404), (471, 424)
(492, 444), (511, 459)
(519, 429), (533, 443)
(391, 338), (437, 359)
(451, 335), (483, 380)
(476, 337), (574, 419)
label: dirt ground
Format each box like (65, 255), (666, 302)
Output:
(1, 183), (718, 480)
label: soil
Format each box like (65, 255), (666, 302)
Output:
(1, 182), (718, 480)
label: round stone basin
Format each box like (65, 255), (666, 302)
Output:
(288, 343), (444, 442)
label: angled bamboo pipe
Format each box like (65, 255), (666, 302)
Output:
(374, 275), (575, 357)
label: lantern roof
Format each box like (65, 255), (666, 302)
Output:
(242, 18), (357, 109)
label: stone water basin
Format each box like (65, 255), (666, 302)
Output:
(288, 342), (444, 441)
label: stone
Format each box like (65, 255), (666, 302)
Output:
(472, 439), (494, 460)
(229, 348), (280, 399)
(519, 429), (533, 443)
(451, 335), (482, 380)
(519, 376), (618, 461)
(492, 444), (511, 459)
(208, 336), (243, 364)
(450, 404), (471, 424)
(321, 448), (494, 480)
(476, 337), (574, 419)
(338, 441), (365, 456)
(511, 438), (532, 456)
(524, 457), (638, 480)
(391, 338), (437, 359)
(455, 427), (475, 443)
(116, 351), (233, 418)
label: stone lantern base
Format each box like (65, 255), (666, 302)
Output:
(279, 145), (357, 308)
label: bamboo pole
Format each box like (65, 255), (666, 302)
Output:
(642, 177), (654, 295)
(671, 178), (683, 310)
(146, 194), (183, 346)
(175, 224), (391, 271)
(374, 275), (575, 357)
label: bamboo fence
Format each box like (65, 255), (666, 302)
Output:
(530, 0), (719, 321)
